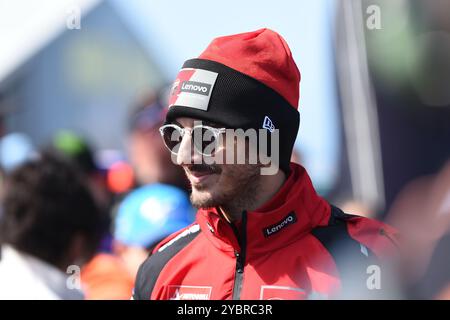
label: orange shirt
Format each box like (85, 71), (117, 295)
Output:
(82, 253), (134, 300)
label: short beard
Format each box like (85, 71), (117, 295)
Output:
(190, 165), (261, 217)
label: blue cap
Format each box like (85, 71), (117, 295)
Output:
(114, 183), (194, 248)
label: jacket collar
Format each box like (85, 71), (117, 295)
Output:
(196, 163), (331, 258)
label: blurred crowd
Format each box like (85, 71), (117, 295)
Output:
(338, 159), (450, 299)
(0, 85), (448, 299)
(0, 91), (195, 299)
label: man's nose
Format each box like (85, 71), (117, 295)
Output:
(176, 133), (202, 165)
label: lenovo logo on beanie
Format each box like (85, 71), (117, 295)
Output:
(166, 28), (301, 173)
(169, 68), (218, 111)
(180, 81), (210, 96)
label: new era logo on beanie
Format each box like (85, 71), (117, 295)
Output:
(165, 28), (301, 173)
(262, 116), (275, 133)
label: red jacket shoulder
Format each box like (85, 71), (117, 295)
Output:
(346, 215), (399, 259)
(152, 223), (200, 254)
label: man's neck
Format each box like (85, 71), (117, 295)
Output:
(220, 170), (286, 222)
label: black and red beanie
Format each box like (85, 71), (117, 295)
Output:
(165, 28), (301, 173)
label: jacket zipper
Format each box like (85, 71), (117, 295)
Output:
(231, 210), (247, 300)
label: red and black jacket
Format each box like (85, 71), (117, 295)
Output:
(133, 163), (398, 300)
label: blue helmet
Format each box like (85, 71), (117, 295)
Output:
(114, 183), (194, 248)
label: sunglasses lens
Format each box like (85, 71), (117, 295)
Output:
(161, 126), (183, 154)
(192, 127), (219, 156)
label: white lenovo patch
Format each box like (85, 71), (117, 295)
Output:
(168, 68), (218, 111)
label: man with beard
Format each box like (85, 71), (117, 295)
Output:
(132, 29), (399, 300)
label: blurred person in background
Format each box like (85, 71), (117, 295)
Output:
(386, 159), (450, 299)
(81, 183), (193, 299)
(49, 130), (114, 249)
(128, 91), (189, 192)
(51, 130), (112, 215)
(114, 184), (194, 279)
(0, 152), (103, 299)
(80, 248), (135, 300)
(47, 130), (133, 299)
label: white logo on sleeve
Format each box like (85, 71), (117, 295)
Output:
(360, 244), (369, 257)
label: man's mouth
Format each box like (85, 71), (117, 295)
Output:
(185, 164), (221, 185)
